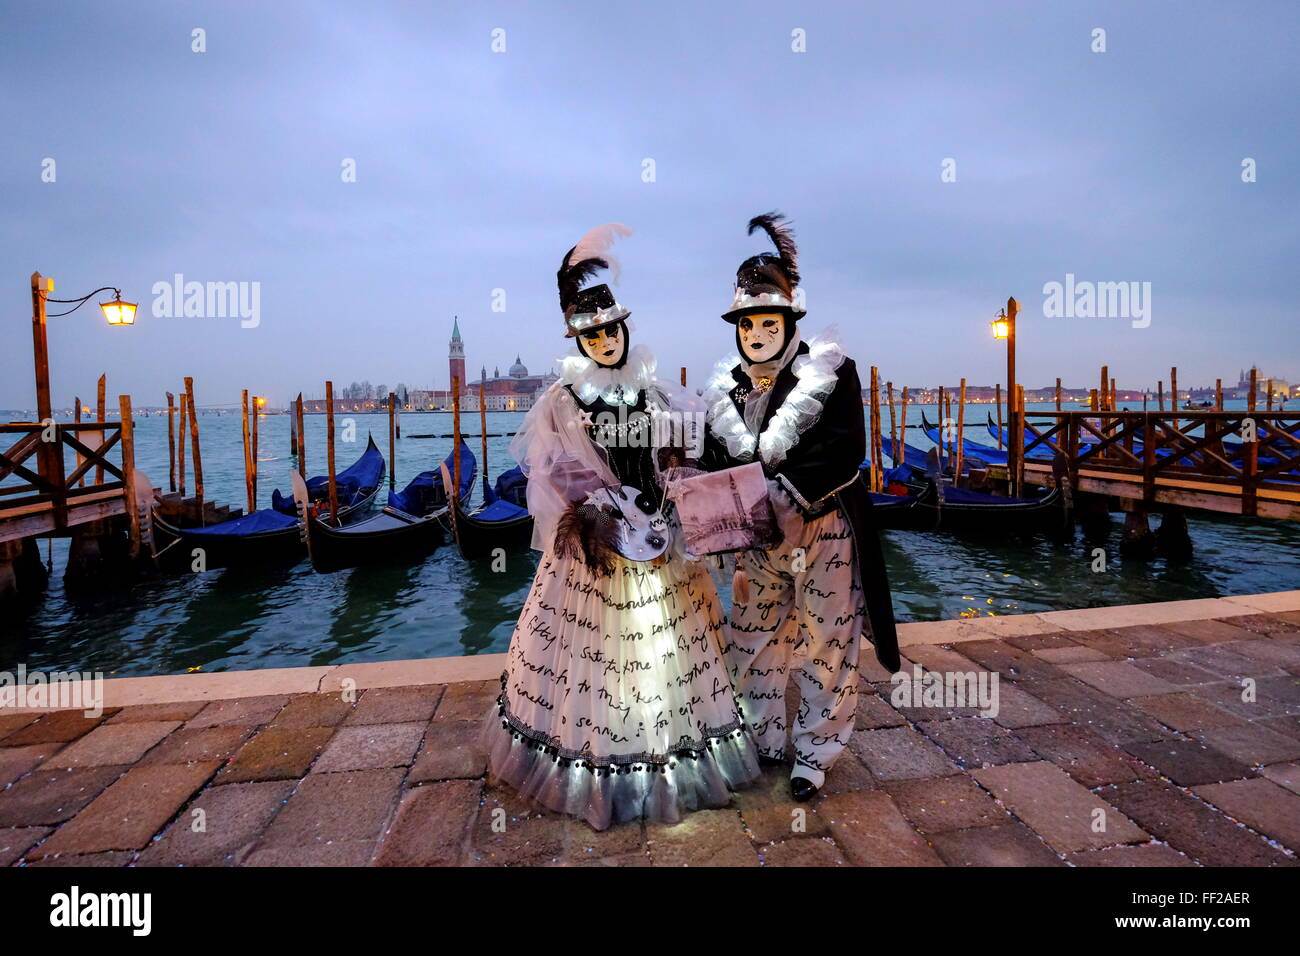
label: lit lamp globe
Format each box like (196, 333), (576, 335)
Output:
(990, 315), (1010, 339)
(100, 293), (138, 326)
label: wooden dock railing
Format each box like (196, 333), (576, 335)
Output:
(1007, 410), (1300, 520)
(0, 420), (128, 541)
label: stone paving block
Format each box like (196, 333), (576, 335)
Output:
(1122, 739), (1252, 787)
(1257, 675), (1300, 710)
(39, 721), (180, 769)
(1005, 631), (1084, 652)
(1058, 661), (1179, 699)
(409, 719), (488, 782)
(219, 726), (334, 782)
(560, 816), (647, 864)
(884, 773), (1007, 833)
(917, 717), (1037, 769)
(848, 727), (960, 782)
(1107, 778), (1296, 866)
(0, 743), (64, 787)
(1194, 778), (1300, 852)
(820, 752), (876, 795)
(1161, 618), (1258, 645)
(734, 767), (829, 843)
(4, 709), (109, 745)
(760, 838), (847, 866)
(1016, 724), (1156, 788)
(1258, 716), (1300, 741)
(1188, 680), (1290, 719)
(1130, 656), (1222, 686)
(1027, 678), (1168, 745)
(931, 822), (1063, 866)
(27, 762), (219, 858)
(1259, 762), (1300, 795)
(1084, 624), (1204, 657)
(1171, 645), (1285, 681)
(887, 671), (989, 720)
(949, 640), (1062, 683)
(139, 726), (251, 766)
(137, 780), (295, 866)
(107, 701), (206, 724)
(267, 692), (355, 729)
(257, 768), (404, 852)
(902, 645), (982, 673)
(1065, 844), (1195, 867)
(818, 789), (943, 866)
(0, 826), (51, 865)
(1228, 639), (1300, 670)
(648, 809), (759, 867)
(470, 783), (568, 866)
(311, 722), (425, 774)
(1128, 692), (1247, 732)
(854, 692), (906, 730)
(1032, 645), (1113, 664)
(1195, 723), (1300, 766)
(245, 842), (379, 867)
(433, 681), (498, 721)
(972, 761), (1148, 853)
(345, 686), (443, 725)
(1224, 613), (1300, 638)
(374, 779), (481, 867)
(26, 851), (135, 867)
(0, 765), (127, 826)
(188, 695), (289, 729)
(988, 682), (1066, 729)
(0, 713), (38, 743)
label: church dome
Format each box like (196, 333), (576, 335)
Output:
(508, 355), (528, 378)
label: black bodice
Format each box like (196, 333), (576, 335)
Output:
(566, 385), (661, 501)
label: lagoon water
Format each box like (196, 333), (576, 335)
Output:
(4, 404), (1299, 677)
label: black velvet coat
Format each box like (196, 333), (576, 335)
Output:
(700, 342), (901, 673)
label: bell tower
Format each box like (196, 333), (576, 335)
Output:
(448, 316), (466, 394)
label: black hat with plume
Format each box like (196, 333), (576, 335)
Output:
(721, 212), (806, 323)
(557, 223), (632, 337)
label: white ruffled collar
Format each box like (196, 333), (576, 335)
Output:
(556, 343), (658, 405)
(703, 327), (847, 467)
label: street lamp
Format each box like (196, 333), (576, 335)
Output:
(990, 296), (1020, 494)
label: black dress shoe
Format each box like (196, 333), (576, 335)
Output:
(790, 777), (820, 802)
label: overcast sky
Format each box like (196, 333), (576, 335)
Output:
(2, 0), (1296, 409)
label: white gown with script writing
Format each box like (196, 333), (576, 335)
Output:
(484, 347), (760, 830)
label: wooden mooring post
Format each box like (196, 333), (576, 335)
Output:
(295, 393), (306, 477)
(166, 391), (177, 492)
(325, 381), (339, 526)
(995, 383), (1004, 450)
(389, 391), (398, 492)
(240, 389), (255, 513)
(184, 377), (204, 515)
(897, 387), (909, 468)
(452, 375), (462, 497)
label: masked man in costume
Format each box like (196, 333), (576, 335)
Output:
(700, 212), (901, 802)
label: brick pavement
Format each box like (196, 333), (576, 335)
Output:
(3, 606), (1299, 866)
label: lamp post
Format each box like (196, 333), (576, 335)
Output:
(30, 271), (137, 480)
(991, 296), (1020, 495)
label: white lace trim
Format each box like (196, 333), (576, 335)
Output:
(703, 328), (847, 468)
(557, 343), (657, 406)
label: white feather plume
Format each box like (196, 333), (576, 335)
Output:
(567, 223), (632, 283)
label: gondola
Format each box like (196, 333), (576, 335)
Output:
(152, 435), (385, 571)
(296, 443), (474, 572)
(440, 461), (534, 560)
(919, 411), (1009, 467)
(388, 441), (477, 516)
(911, 481), (1066, 535)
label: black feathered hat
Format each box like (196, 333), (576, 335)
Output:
(557, 223), (632, 337)
(721, 212), (806, 323)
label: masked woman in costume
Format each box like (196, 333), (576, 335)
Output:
(484, 224), (761, 830)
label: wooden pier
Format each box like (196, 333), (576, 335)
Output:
(989, 410), (1300, 521)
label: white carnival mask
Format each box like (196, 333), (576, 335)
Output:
(584, 485), (669, 561)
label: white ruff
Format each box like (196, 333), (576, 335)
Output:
(557, 343), (657, 405)
(703, 328), (847, 467)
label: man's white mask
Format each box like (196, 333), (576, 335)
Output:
(737, 313), (787, 363)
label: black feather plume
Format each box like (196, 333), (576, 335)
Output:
(557, 246), (609, 313)
(746, 212), (799, 285)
